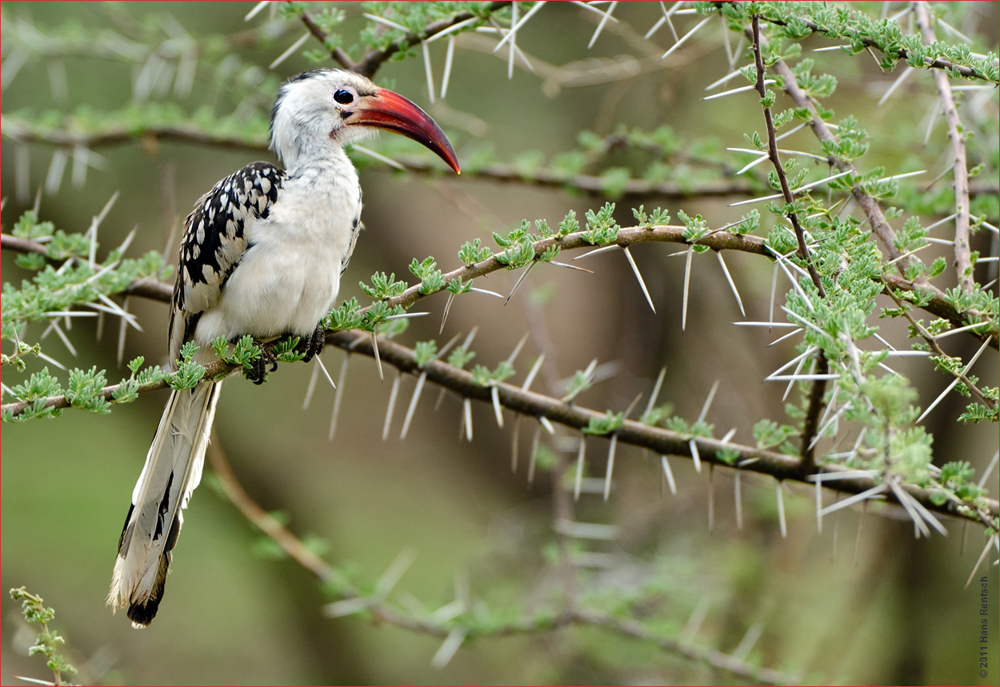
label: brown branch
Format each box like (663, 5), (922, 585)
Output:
(742, 2), (997, 83)
(3, 227), (996, 525)
(1, 118), (265, 153)
(298, 7), (356, 71)
(762, 42), (999, 351)
(208, 430), (795, 685)
(751, 14), (828, 468)
(914, 2), (974, 294)
(751, 15), (825, 298)
(352, 2), (511, 79)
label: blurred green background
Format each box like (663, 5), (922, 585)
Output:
(2, 2), (998, 684)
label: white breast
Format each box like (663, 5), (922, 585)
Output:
(194, 159), (361, 345)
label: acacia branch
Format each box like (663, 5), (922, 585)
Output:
(743, 3), (998, 83)
(914, 2), (974, 294)
(0, 119), (758, 202)
(352, 2), (512, 78)
(206, 433), (794, 685)
(298, 7), (356, 71)
(2, 231), (996, 525)
(751, 14), (828, 469)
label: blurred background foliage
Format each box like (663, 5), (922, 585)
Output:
(2, 2), (998, 685)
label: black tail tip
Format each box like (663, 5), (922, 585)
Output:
(127, 599), (161, 628)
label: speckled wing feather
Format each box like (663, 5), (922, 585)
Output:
(167, 161), (286, 364)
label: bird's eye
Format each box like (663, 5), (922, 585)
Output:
(334, 89), (354, 105)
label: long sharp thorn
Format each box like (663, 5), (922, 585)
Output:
(303, 359), (321, 410)
(603, 434), (617, 500)
(269, 32), (311, 70)
(916, 339), (991, 423)
(506, 331), (530, 365)
(661, 15), (712, 60)
(431, 630), (466, 670)
(328, 355), (350, 441)
(401, 372), (427, 439)
(587, 0), (617, 49)
(877, 66), (914, 106)
(244, 1), (269, 21)
(511, 416), (522, 472)
(528, 422), (541, 485)
(382, 371), (401, 440)
(815, 474), (823, 533)
(697, 379), (720, 423)
(440, 292), (456, 334)
(644, 15), (666, 40)
(644, 367), (667, 417)
(549, 260), (593, 273)
(574, 437), (586, 500)
(491, 386), (504, 428)
(493, 1), (545, 51)
(315, 354), (337, 390)
(777, 482), (787, 539)
(505, 262), (535, 305)
(716, 252), (745, 316)
(623, 247), (655, 313)
(371, 330), (384, 381)
(852, 499), (867, 567)
(421, 41), (435, 104)
(681, 246), (693, 332)
(767, 327), (803, 347)
(115, 296), (129, 365)
(661, 456), (677, 495)
(539, 416), (555, 434)
(965, 536), (997, 589)
(463, 398), (473, 441)
(441, 35), (456, 99)
(689, 438), (701, 473)
(521, 354), (545, 391)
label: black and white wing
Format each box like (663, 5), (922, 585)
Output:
(167, 161), (286, 364)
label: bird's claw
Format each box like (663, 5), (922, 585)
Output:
(245, 340), (278, 385)
(298, 326), (326, 363)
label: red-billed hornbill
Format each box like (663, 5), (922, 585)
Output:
(109, 69), (459, 627)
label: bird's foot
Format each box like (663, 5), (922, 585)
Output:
(245, 340), (278, 385)
(298, 326), (326, 363)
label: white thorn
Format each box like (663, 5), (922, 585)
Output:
(689, 438), (701, 473)
(623, 247), (655, 313)
(269, 31), (311, 70)
(382, 371), (402, 440)
(587, 0), (617, 48)
(302, 358), (321, 410)
(400, 371), (427, 439)
(574, 437), (586, 500)
(777, 482), (787, 538)
(661, 455), (677, 495)
(603, 434), (617, 500)
(491, 385), (504, 428)
(371, 330), (384, 381)
(716, 252), (745, 316)
(528, 422), (541, 485)
(328, 355), (350, 441)
(441, 35), (456, 99)
(661, 15), (712, 60)
(681, 246), (693, 332)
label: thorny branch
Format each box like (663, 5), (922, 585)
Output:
(298, 6), (356, 71)
(913, 2), (974, 294)
(758, 37), (997, 350)
(0, 119), (761, 203)
(742, 2), (998, 83)
(351, 1), (512, 79)
(206, 432), (794, 685)
(751, 13), (828, 470)
(2, 233), (996, 527)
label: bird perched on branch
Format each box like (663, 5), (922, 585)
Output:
(108, 69), (459, 627)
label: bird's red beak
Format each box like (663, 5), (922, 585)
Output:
(351, 89), (460, 174)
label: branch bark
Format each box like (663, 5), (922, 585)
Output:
(914, 2), (974, 294)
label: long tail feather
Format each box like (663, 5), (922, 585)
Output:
(109, 381), (221, 627)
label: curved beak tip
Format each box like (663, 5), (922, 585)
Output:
(354, 89), (461, 174)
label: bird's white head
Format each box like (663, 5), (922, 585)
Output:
(269, 69), (459, 174)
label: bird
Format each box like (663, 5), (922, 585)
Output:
(108, 68), (460, 627)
